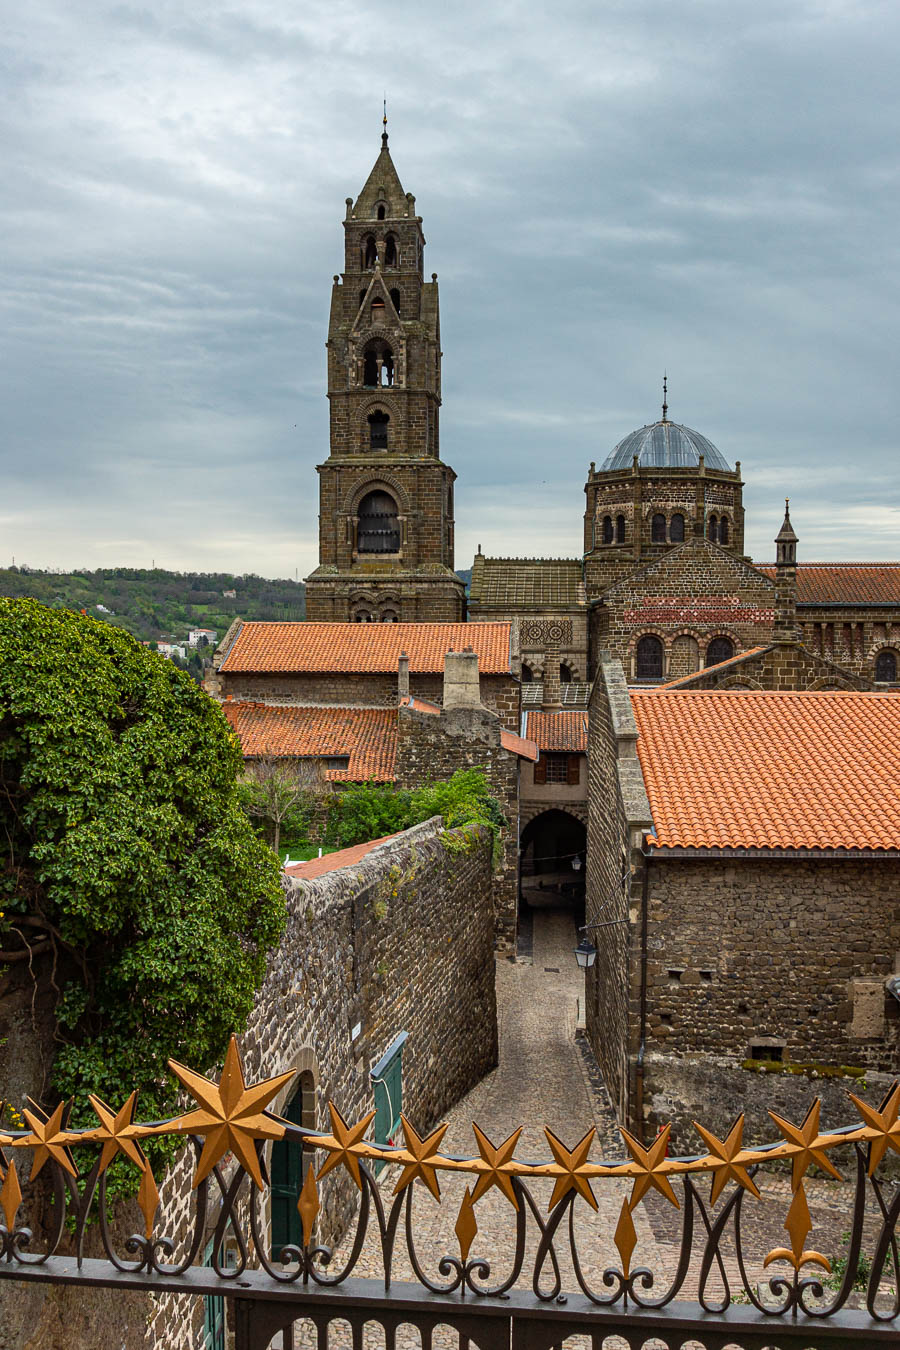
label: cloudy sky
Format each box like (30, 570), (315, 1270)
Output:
(3, 0), (900, 578)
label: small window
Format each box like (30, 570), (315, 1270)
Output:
(636, 635), (664, 679)
(384, 234), (397, 267)
(719, 516), (730, 544)
(750, 1043), (783, 1063)
(708, 514), (718, 542)
(668, 969), (683, 982)
(651, 513), (667, 543)
(377, 204), (386, 220)
(706, 636), (734, 667)
(660, 1013), (673, 1026)
(324, 755), (350, 771)
(368, 411), (389, 450)
(876, 649), (898, 682)
(669, 513), (685, 543)
(602, 515), (614, 544)
(700, 970), (713, 982)
(364, 235), (377, 268)
(616, 514), (626, 543)
(521, 664), (534, 683)
(559, 664), (572, 683)
(390, 287), (401, 315)
(371, 297), (385, 324)
(542, 753), (571, 784)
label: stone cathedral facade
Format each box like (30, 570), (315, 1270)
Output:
(304, 130), (466, 624)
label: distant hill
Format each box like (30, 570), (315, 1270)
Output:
(0, 567), (306, 645)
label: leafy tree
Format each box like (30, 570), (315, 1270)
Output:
(0, 599), (286, 1184)
(325, 768), (505, 859)
(239, 758), (317, 853)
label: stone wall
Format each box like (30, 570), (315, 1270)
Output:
(217, 671), (520, 730)
(395, 705), (520, 949)
(642, 855), (900, 1072)
(671, 640), (872, 691)
(643, 1051), (900, 1162)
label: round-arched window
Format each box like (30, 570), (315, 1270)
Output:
(875, 649), (898, 682)
(357, 490), (400, 553)
(670, 513), (685, 543)
(636, 635), (664, 679)
(719, 516), (730, 544)
(616, 514), (626, 543)
(706, 636), (735, 667)
(602, 515), (614, 544)
(363, 340), (394, 388)
(651, 514), (667, 543)
(708, 514), (718, 542)
(368, 411), (389, 450)
(559, 664), (572, 683)
(521, 664), (534, 683)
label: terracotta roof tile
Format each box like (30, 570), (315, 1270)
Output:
(223, 702), (396, 781)
(284, 833), (401, 880)
(524, 710), (588, 752)
(500, 729), (539, 761)
(631, 689), (900, 853)
(654, 647), (769, 689)
(755, 563), (900, 605)
(219, 622), (512, 674)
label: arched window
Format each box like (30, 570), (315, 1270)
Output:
(708, 514), (718, 542)
(651, 514), (667, 543)
(377, 204), (386, 220)
(384, 234), (398, 267)
(371, 296), (385, 323)
(390, 288), (401, 316)
(670, 513), (685, 543)
(559, 664), (572, 683)
(357, 490), (400, 553)
(719, 516), (730, 544)
(368, 410), (389, 450)
(636, 635), (664, 679)
(520, 664), (534, 683)
(602, 515), (614, 544)
(706, 636), (734, 667)
(616, 514), (626, 543)
(875, 649), (898, 682)
(363, 235), (377, 268)
(363, 340), (394, 387)
(380, 609), (399, 623)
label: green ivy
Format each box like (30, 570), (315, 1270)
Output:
(324, 768), (505, 865)
(0, 599), (286, 1195)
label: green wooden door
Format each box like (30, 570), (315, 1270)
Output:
(271, 1088), (306, 1255)
(202, 1241), (234, 1350)
(371, 1032), (407, 1174)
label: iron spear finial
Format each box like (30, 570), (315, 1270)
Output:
(382, 97), (388, 148)
(662, 372), (668, 423)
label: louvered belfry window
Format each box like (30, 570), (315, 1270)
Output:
(357, 490), (400, 553)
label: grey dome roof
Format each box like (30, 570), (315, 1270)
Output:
(600, 420), (732, 473)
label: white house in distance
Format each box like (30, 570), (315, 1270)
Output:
(188, 628), (218, 648)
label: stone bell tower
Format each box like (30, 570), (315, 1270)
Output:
(304, 122), (466, 623)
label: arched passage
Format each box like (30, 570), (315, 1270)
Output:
(519, 809), (586, 911)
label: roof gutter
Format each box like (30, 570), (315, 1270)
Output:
(645, 845), (900, 861)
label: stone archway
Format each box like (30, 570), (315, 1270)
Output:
(519, 809), (586, 913)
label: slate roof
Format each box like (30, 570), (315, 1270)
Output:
(600, 421), (732, 473)
(523, 710), (588, 753)
(218, 622), (512, 675)
(468, 557), (585, 609)
(631, 689), (900, 853)
(223, 702), (397, 781)
(755, 563), (900, 605)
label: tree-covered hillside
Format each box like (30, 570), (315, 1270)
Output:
(0, 567), (306, 644)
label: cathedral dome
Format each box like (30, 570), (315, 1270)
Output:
(600, 420), (732, 474)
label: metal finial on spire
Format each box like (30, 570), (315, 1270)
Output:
(382, 97), (388, 148)
(661, 372), (668, 423)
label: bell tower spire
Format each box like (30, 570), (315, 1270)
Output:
(304, 133), (466, 624)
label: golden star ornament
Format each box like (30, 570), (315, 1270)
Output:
(768, 1100), (842, 1191)
(848, 1081), (900, 1176)
(315, 1104), (377, 1190)
(544, 1127), (598, 1211)
(693, 1114), (761, 1205)
(168, 1036), (294, 1189)
(620, 1124), (679, 1209)
(470, 1123), (523, 1209)
(16, 1099), (77, 1180)
(393, 1115), (449, 1201)
(87, 1091), (147, 1174)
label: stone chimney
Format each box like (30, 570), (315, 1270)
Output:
(542, 641), (562, 711)
(774, 498), (799, 641)
(443, 648), (481, 710)
(397, 651), (410, 701)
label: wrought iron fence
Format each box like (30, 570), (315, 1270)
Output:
(2, 1036), (900, 1349)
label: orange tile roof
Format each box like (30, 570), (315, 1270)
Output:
(284, 833), (401, 880)
(223, 702), (396, 781)
(631, 689), (900, 853)
(755, 563), (900, 605)
(524, 709), (588, 752)
(219, 622), (512, 675)
(654, 647), (769, 689)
